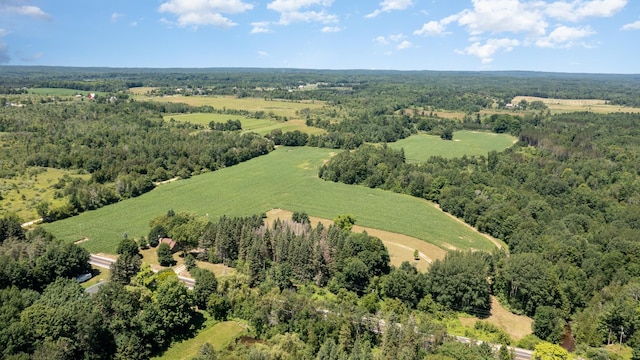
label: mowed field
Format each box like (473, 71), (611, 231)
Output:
(43, 145), (498, 255)
(29, 88), (108, 97)
(164, 113), (326, 136)
(389, 130), (516, 162)
(513, 95), (640, 114)
(136, 94), (324, 119)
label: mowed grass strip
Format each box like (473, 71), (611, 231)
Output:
(164, 113), (326, 135)
(153, 320), (247, 360)
(137, 95), (324, 119)
(43, 146), (496, 254)
(389, 130), (516, 162)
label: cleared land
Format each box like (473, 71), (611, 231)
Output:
(164, 113), (326, 135)
(389, 130), (516, 162)
(136, 95), (324, 119)
(129, 87), (159, 95)
(513, 95), (640, 114)
(458, 296), (533, 340)
(153, 320), (247, 360)
(0, 167), (90, 221)
(43, 146), (497, 254)
(265, 208), (446, 271)
(29, 88), (107, 97)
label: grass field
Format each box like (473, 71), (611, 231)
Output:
(154, 320), (247, 360)
(136, 95), (324, 119)
(42, 146), (496, 254)
(129, 87), (159, 95)
(29, 88), (108, 97)
(389, 130), (516, 162)
(512, 95), (640, 114)
(0, 167), (90, 221)
(164, 113), (326, 135)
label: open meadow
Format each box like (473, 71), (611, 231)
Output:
(43, 145), (500, 255)
(164, 113), (326, 135)
(512, 95), (640, 114)
(136, 94), (324, 119)
(389, 130), (516, 162)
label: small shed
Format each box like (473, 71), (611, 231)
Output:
(159, 237), (178, 253)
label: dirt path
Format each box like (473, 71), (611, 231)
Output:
(153, 177), (180, 186)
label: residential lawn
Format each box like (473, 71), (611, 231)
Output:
(80, 266), (110, 289)
(43, 146), (497, 254)
(0, 167), (90, 222)
(136, 95), (324, 119)
(153, 319), (247, 360)
(389, 130), (517, 162)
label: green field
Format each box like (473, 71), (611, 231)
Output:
(154, 320), (247, 360)
(164, 113), (326, 135)
(29, 88), (108, 97)
(0, 167), (90, 221)
(389, 130), (517, 162)
(43, 146), (496, 254)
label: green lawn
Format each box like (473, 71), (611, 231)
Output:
(389, 130), (517, 162)
(154, 320), (247, 360)
(29, 88), (108, 97)
(43, 146), (496, 254)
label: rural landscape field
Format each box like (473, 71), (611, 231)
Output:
(2, 2), (640, 358)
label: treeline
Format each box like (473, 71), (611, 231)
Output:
(0, 101), (274, 220)
(320, 111), (640, 349)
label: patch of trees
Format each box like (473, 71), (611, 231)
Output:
(208, 119), (242, 131)
(320, 111), (640, 349)
(0, 101), (274, 221)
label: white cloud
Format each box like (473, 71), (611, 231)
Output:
(535, 25), (594, 47)
(459, 37), (520, 63)
(366, 0), (413, 18)
(544, 0), (627, 22)
(321, 26), (341, 32)
(251, 21), (271, 33)
(389, 33), (406, 42)
(374, 36), (389, 45)
(266, 0), (337, 26)
(621, 20), (640, 30)
(1, 2), (51, 21)
(457, 0), (547, 36)
(111, 12), (124, 22)
(397, 40), (413, 49)
(0, 29), (8, 64)
(159, 0), (253, 28)
(414, 20), (449, 36)
(258, 50), (269, 57)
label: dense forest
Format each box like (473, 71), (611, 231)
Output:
(1, 67), (640, 359)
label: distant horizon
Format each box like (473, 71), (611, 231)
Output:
(1, 64), (639, 76)
(1, 1), (639, 74)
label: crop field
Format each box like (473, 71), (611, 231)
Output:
(0, 167), (90, 221)
(389, 130), (516, 162)
(164, 113), (326, 135)
(43, 146), (497, 254)
(512, 95), (640, 114)
(129, 87), (159, 95)
(136, 95), (324, 119)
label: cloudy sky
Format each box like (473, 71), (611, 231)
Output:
(0, 0), (638, 73)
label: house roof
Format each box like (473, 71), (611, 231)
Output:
(159, 237), (177, 250)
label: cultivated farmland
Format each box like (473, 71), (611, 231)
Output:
(164, 113), (326, 135)
(43, 145), (500, 255)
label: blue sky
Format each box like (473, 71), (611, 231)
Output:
(0, 0), (639, 73)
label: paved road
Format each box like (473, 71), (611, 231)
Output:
(89, 254), (195, 289)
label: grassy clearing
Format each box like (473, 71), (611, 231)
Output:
(389, 130), (516, 162)
(43, 146), (496, 254)
(0, 167), (90, 221)
(164, 113), (325, 135)
(513, 95), (640, 114)
(154, 320), (247, 360)
(29, 88), (108, 97)
(137, 95), (324, 119)
(129, 87), (159, 95)
(458, 297), (533, 340)
(80, 266), (110, 289)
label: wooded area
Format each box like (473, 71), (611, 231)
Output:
(1, 67), (640, 359)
